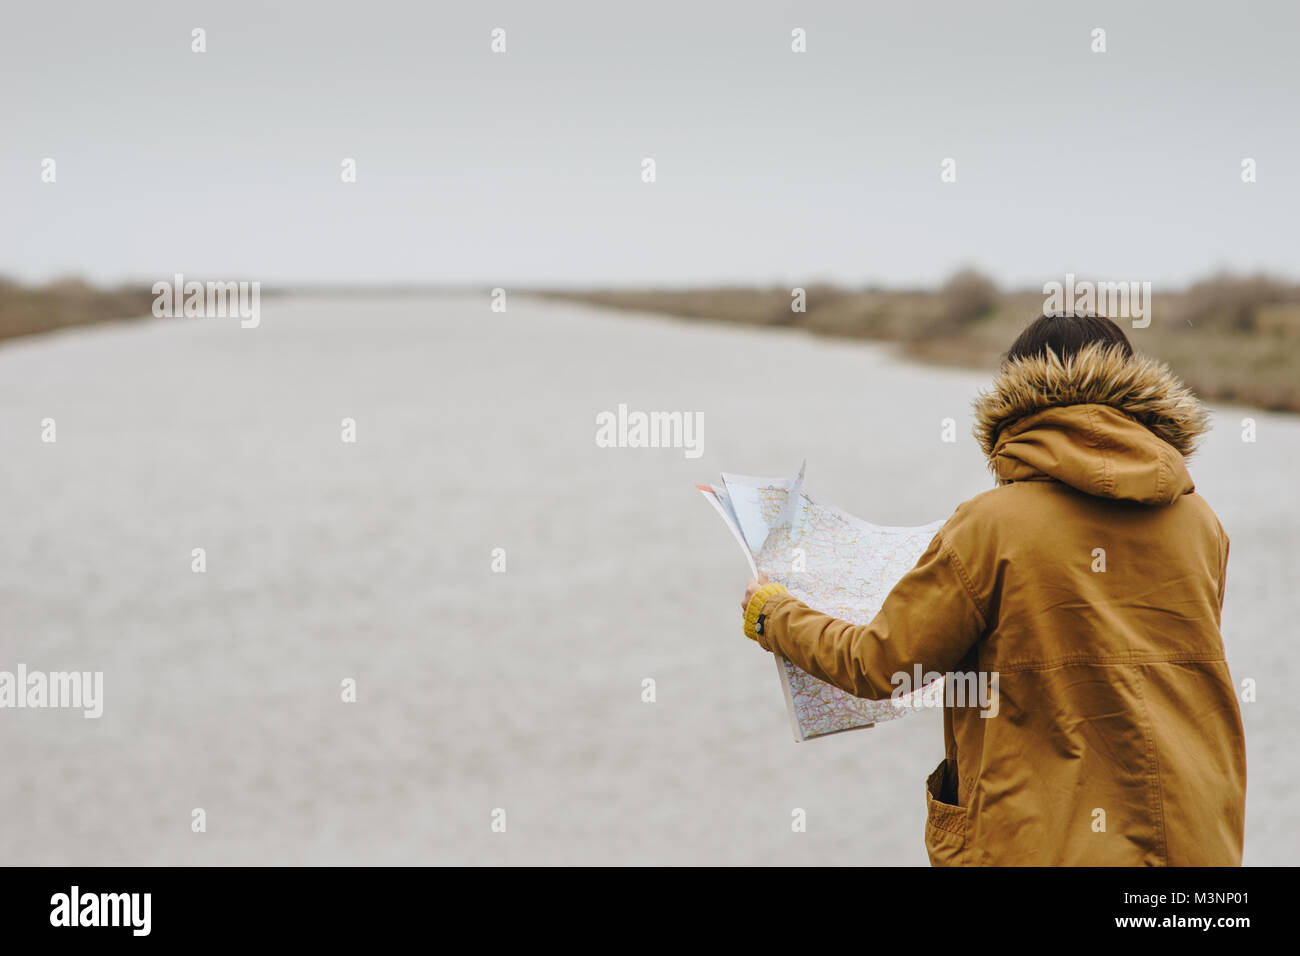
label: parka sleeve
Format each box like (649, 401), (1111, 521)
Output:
(743, 520), (990, 701)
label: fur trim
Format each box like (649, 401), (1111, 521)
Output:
(972, 344), (1211, 465)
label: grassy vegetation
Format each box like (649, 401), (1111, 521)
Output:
(539, 272), (1300, 413)
(0, 278), (156, 342)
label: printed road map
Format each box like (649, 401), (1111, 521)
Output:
(700, 465), (945, 741)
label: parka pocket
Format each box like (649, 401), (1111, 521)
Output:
(924, 758), (970, 866)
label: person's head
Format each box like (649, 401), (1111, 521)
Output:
(1005, 313), (1133, 365)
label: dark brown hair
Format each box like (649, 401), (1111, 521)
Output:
(1005, 313), (1133, 364)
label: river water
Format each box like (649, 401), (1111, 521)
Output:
(0, 295), (1294, 864)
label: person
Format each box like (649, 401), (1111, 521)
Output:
(739, 313), (1246, 866)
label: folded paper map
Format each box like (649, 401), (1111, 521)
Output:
(699, 464), (945, 741)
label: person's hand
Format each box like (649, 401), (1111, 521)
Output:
(742, 573), (771, 612)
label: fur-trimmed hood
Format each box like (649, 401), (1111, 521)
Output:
(972, 344), (1212, 502)
(974, 344), (1211, 460)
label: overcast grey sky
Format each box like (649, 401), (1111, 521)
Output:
(2, 0), (1297, 288)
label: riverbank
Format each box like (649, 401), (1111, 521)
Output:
(537, 273), (1300, 413)
(0, 278), (157, 342)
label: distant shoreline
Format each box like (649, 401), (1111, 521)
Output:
(0, 280), (497, 347)
(4, 274), (1296, 413)
(536, 275), (1300, 414)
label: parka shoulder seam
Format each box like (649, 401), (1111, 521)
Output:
(938, 532), (989, 629)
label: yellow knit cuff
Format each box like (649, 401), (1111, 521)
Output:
(743, 582), (789, 643)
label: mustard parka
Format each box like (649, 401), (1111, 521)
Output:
(742, 344), (1246, 865)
